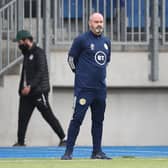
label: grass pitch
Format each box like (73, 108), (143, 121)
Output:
(0, 158), (168, 168)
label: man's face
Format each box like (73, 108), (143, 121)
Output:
(89, 13), (104, 35)
(18, 39), (29, 53)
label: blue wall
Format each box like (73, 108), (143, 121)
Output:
(63, 0), (168, 28)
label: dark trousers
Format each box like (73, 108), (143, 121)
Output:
(66, 88), (106, 154)
(17, 93), (65, 144)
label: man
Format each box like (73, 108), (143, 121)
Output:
(61, 13), (111, 160)
(13, 30), (66, 147)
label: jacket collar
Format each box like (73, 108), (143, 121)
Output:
(89, 30), (102, 38)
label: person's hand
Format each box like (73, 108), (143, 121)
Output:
(21, 85), (31, 95)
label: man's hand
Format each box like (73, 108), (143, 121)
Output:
(21, 85), (31, 95)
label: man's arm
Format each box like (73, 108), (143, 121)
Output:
(68, 36), (83, 73)
(68, 56), (76, 72)
(29, 49), (46, 88)
(107, 39), (111, 63)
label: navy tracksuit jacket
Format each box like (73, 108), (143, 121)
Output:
(67, 31), (111, 153)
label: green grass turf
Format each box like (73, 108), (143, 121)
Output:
(0, 158), (168, 168)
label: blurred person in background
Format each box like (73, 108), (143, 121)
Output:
(13, 30), (66, 147)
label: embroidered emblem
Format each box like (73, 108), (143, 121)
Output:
(79, 98), (86, 105)
(90, 43), (95, 50)
(29, 54), (34, 60)
(104, 43), (108, 50)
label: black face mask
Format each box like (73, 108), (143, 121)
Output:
(19, 44), (29, 54)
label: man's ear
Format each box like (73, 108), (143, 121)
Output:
(88, 20), (91, 28)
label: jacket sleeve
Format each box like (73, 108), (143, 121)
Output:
(18, 66), (24, 95)
(68, 36), (83, 72)
(29, 49), (46, 89)
(107, 38), (111, 63)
